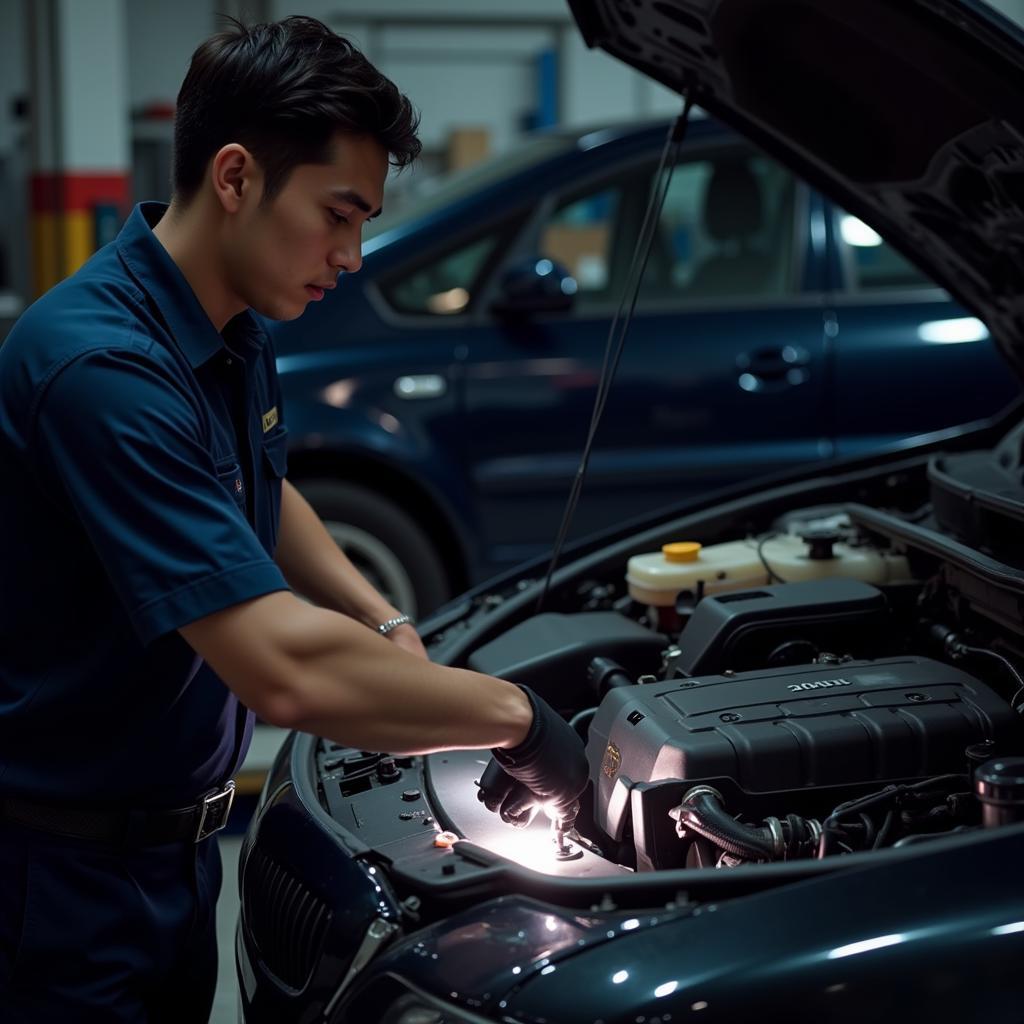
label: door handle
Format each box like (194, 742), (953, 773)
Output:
(393, 375), (447, 400)
(736, 345), (810, 394)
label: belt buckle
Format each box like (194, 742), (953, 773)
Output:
(194, 781), (236, 843)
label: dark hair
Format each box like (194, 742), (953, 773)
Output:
(172, 16), (421, 204)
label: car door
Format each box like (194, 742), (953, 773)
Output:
(461, 140), (829, 571)
(823, 201), (1019, 458)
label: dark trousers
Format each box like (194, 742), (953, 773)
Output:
(0, 820), (223, 1022)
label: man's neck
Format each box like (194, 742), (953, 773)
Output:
(152, 199), (246, 333)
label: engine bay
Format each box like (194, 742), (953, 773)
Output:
(312, 441), (1024, 880)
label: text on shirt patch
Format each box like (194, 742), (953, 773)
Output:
(262, 406), (278, 433)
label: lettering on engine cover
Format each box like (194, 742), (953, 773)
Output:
(787, 678), (853, 692)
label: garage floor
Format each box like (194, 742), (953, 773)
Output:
(212, 834), (243, 1023)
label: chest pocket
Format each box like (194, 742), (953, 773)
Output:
(261, 426), (289, 547)
(215, 457), (246, 513)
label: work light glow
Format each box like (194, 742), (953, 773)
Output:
(917, 317), (989, 344)
(495, 829), (561, 872)
(840, 215), (883, 247)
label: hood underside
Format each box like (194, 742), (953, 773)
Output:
(569, 0), (1024, 379)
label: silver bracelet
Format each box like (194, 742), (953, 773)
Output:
(377, 614), (414, 636)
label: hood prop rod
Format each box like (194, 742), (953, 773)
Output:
(536, 83), (696, 613)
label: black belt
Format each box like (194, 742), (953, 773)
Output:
(0, 781), (236, 846)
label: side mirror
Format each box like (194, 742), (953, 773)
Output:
(491, 258), (578, 318)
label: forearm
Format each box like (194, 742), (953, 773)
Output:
(274, 479), (397, 627)
(287, 604), (531, 753)
(181, 591), (532, 754)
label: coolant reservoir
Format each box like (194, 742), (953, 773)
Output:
(627, 541), (765, 606)
(626, 533), (912, 607)
(760, 531), (912, 585)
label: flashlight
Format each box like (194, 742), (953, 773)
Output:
(542, 801), (582, 861)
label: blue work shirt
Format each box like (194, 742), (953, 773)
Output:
(0, 202), (291, 807)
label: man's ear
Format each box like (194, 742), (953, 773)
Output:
(210, 144), (260, 213)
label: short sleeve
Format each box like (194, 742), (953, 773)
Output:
(32, 345), (288, 644)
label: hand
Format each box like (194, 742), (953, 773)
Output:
(477, 686), (588, 827)
(386, 622), (429, 661)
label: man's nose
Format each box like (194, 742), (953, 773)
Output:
(330, 241), (362, 275)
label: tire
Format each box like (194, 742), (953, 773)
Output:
(295, 480), (452, 619)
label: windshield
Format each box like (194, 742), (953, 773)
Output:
(366, 133), (577, 242)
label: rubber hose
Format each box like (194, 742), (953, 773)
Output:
(785, 813), (807, 858)
(676, 789), (776, 860)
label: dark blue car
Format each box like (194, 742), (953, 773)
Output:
(270, 116), (1017, 617)
(238, 2), (1024, 1021)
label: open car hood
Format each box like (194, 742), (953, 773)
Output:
(568, 0), (1024, 380)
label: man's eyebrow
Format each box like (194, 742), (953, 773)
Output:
(329, 188), (383, 219)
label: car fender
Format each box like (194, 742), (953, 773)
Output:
(505, 825), (1024, 1023)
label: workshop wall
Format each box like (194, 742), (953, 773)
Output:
(271, 0), (681, 185)
(0, 1), (28, 309)
(1, 0), (1024, 315)
(126, 0), (214, 110)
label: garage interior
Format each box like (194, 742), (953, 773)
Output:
(4, 1), (1024, 1021)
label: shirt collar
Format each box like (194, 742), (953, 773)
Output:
(116, 202), (267, 368)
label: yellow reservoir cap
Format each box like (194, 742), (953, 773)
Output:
(662, 542), (702, 563)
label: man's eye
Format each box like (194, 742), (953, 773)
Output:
(328, 209), (349, 225)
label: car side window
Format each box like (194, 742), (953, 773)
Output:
(642, 152), (797, 301)
(836, 211), (933, 291)
(380, 229), (504, 316)
(536, 148), (797, 313)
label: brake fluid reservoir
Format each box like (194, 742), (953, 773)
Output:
(626, 541), (766, 606)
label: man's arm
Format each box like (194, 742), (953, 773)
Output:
(179, 590), (531, 754)
(273, 478), (425, 657)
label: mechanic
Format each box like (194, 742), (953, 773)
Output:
(0, 16), (587, 1022)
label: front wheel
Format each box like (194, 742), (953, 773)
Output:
(295, 480), (451, 619)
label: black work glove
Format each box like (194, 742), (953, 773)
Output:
(476, 686), (588, 828)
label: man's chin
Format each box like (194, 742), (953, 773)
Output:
(250, 297), (307, 322)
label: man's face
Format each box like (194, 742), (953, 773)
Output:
(225, 132), (389, 321)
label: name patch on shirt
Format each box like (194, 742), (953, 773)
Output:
(261, 406), (279, 433)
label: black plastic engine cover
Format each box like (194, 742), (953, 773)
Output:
(675, 578), (890, 675)
(586, 656), (1018, 843)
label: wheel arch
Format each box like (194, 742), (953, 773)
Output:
(285, 448), (474, 596)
